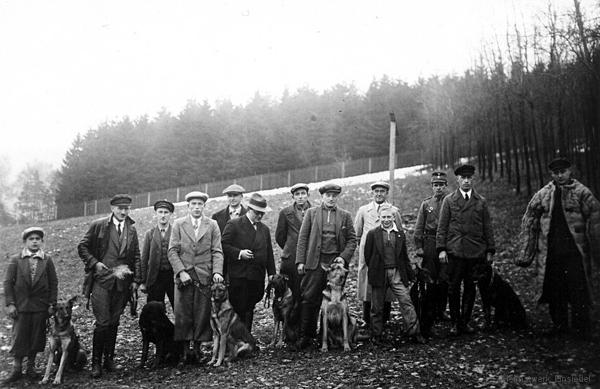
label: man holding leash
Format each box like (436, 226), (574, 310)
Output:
(78, 194), (142, 378)
(295, 183), (357, 350)
(516, 157), (600, 339)
(437, 165), (496, 336)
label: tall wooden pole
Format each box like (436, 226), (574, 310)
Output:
(389, 112), (396, 204)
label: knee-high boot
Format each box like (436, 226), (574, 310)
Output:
(383, 301), (392, 324)
(91, 328), (105, 378)
(103, 325), (118, 372)
(295, 303), (315, 350)
(362, 301), (371, 327)
(244, 310), (254, 333)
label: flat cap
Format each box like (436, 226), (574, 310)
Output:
(185, 191), (209, 203)
(370, 181), (390, 191)
(548, 157), (571, 171)
(110, 194), (132, 206)
(153, 199), (174, 213)
(222, 184), (246, 195)
(454, 165), (475, 177)
(248, 193), (271, 213)
(319, 183), (342, 195)
(22, 226), (44, 241)
(290, 183), (309, 194)
(431, 171), (448, 184)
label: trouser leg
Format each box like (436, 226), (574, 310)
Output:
(388, 269), (420, 336)
(299, 267), (327, 339)
(370, 285), (385, 337)
(447, 256), (464, 325)
(460, 258), (479, 326)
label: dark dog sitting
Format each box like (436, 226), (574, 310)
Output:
(471, 263), (527, 330)
(265, 274), (300, 347)
(138, 301), (182, 369)
(409, 266), (436, 337)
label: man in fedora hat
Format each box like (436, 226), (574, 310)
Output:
(212, 184), (248, 233)
(140, 200), (176, 309)
(169, 191), (224, 365)
(275, 183), (311, 300)
(437, 165), (496, 336)
(222, 192), (276, 333)
(517, 157), (600, 339)
(78, 194), (141, 378)
(414, 172), (451, 334)
(354, 181), (401, 329)
(295, 183), (357, 349)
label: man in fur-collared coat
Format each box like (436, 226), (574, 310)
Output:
(516, 158), (600, 338)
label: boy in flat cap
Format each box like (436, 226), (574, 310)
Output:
(169, 191), (224, 365)
(212, 184), (248, 233)
(222, 193), (276, 333)
(437, 165), (495, 336)
(414, 171), (450, 335)
(295, 183), (357, 349)
(275, 183), (311, 299)
(4, 227), (57, 384)
(517, 158), (600, 339)
(354, 181), (401, 329)
(140, 200), (176, 309)
(78, 194), (141, 378)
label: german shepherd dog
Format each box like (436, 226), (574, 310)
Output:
(138, 301), (182, 369)
(209, 283), (257, 367)
(320, 258), (357, 352)
(40, 296), (87, 385)
(471, 263), (528, 330)
(409, 266), (436, 337)
(265, 274), (300, 347)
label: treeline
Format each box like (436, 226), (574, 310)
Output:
(56, 1), (599, 206)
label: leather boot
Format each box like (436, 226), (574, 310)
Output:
(103, 325), (118, 372)
(361, 301), (371, 328)
(244, 310), (254, 333)
(295, 304), (315, 350)
(91, 328), (104, 378)
(382, 301), (392, 324)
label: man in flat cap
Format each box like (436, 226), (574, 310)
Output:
(222, 193), (276, 333)
(437, 165), (495, 336)
(212, 184), (248, 233)
(354, 181), (401, 330)
(517, 157), (600, 339)
(140, 200), (176, 310)
(169, 191), (224, 365)
(78, 194), (141, 378)
(295, 183), (357, 350)
(275, 183), (311, 300)
(414, 171), (450, 336)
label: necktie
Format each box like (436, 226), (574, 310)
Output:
(465, 193), (469, 202)
(160, 229), (166, 239)
(251, 222), (257, 230)
(117, 223), (122, 237)
(193, 220), (199, 238)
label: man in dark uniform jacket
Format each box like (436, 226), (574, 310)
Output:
(437, 165), (495, 336)
(78, 194), (141, 378)
(140, 200), (175, 309)
(222, 193), (276, 333)
(414, 171), (450, 332)
(212, 184), (248, 233)
(275, 183), (311, 300)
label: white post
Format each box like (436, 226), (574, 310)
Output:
(389, 113), (396, 204)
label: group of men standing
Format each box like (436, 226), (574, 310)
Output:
(76, 158), (599, 377)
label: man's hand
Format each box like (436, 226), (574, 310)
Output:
(439, 250), (448, 264)
(239, 250), (254, 260)
(179, 271), (192, 286)
(486, 252), (494, 264)
(6, 304), (17, 320)
(415, 248), (425, 257)
(268, 275), (274, 281)
(297, 263), (305, 275)
(94, 262), (108, 273)
(139, 283), (147, 293)
(213, 273), (224, 283)
(130, 282), (139, 292)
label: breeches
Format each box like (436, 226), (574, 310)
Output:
(91, 282), (129, 331)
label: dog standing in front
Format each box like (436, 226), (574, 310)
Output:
(265, 274), (299, 347)
(138, 301), (182, 369)
(40, 296), (87, 385)
(320, 258), (357, 352)
(209, 283), (257, 367)
(409, 266), (436, 337)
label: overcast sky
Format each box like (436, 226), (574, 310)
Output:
(0, 0), (588, 178)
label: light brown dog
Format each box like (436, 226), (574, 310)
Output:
(320, 257), (357, 352)
(208, 283), (257, 367)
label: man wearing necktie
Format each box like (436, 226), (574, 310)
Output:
(437, 165), (496, 336)
(140, 200), (176, 309)
(78, 194), (141, 378)
(222, 193), (276, 333)
(211, 184), (248, 233)
(168, 191), (224, 365)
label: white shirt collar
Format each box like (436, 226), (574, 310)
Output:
(112, 216), (124, 228)
(189, 215), (202, 224)
(22, 248), (44, 259)
(382, 222), (398, 233)
(459, 189), (472, 199)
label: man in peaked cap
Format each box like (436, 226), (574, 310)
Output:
(354, 181), (402, 330)
(222, 193), (276, 333)
(169, 191), (223, 365)
(275, 183), (312, 300)
(212, 184), (248, 233)
(295, 182), (357, 350)
(517, 157), (600, 339)
(437, 165), (496, 336)
(140, 200), (176, 310)
(78, 194), (141, 378)
(414, 172), (450, 336)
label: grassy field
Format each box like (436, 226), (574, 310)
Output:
(0, 172), (598, 388)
